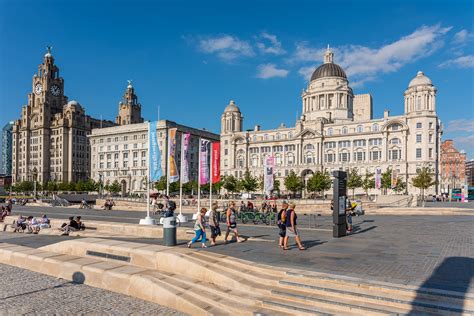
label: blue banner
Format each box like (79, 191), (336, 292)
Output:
(149, 121), (162, 181)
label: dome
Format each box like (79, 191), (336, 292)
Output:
(408, 71), (432, 88)
(44, 52), (52, 58)
(310, 63), (347, 81)
(224, 100), (240, 113)
(67, 100), (79, 106)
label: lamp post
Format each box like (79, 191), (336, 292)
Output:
(32, 167), (38, 200)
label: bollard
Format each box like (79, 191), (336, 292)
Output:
(163, 217), (177, 246)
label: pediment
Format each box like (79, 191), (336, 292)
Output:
(294, 128), (322, 139)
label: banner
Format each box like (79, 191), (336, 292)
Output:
(148, 121), (162, 181)
(181, 133), (191, 184)
(211, 142), (220, 184)
(375, 167), (382, 189)
(199, 139), (210, 185)
(391, 169), (398, 188)
(264, 155), (275, 196)
(168, 128), (179, 183)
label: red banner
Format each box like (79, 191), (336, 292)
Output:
(212, 142), (220, 184)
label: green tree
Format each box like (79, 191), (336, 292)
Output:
(169, 181), (179, 193)
(154, 176), (167, 191)
(347, 168), (363, 198)
(381, 168), (392, 195)
(183, 180), (198, 194)
(46, 181), (58, 192)
(284, 170), (304, 196)
(274, 177), (281, 193)
(307, 171), (332, 197)
(239, 170), (258, 193)
(83, 179), (97, 192)
(411, 167), (436, 205)
(222, 175), (238, 195)
(392, 179), (406, 194)
(361, 172), (375, 197)
(75, 181), (86, 192)
(109, 180), (121, 194)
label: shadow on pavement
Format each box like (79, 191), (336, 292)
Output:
(408, 257), (474, 315)
(351, 225), (377, 235)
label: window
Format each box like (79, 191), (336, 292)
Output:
(273, 145), (283, 152)
(141, 151), (146, 157)
(114, 161), (118, 168)
(124, 144), (128, 150)
(304, 144), (314, 151)
(224, 159), (228, 167)
(249, 147), (259, 154)
(416, 96), (421, 111)
(370, 151), (381, 161)
(141, 160), (146, 166)
(429, 134), (433, 143)
(429, 148), (433, 159)
(224, 149), (228, 155)
(285, 145), (295, 151)
(416, 122), (422, 129)
(389, 149), (401, 161)
(123, 153), (128, 159)
(115, 145), (118, 150)
(339, 152), (350, 162)
(338, 141), (351, 148)
(264, 134), (269, 141)
(354, 151), (365, 161)
(251, 155), (258, 167)
(114, 153), (119, 159)
(134, 135), (138, 140)
(391, 124), (400, 131)
(390, 138), (400, 145)
(100, 154), (104, 160)
(342, 126), (348, 134)
(107, 162), (111, 168)
(305, 152), (314, 164)
(133, 152), (138, 158)
(369, 138), (382, 146)
(372, 124), (379, 132)
(356, 125), (363, 133)
(133, 160), (138, 167)
(325, 153), (335, 163)
(327, 128), (333, 136)
(353, 140), (366, 147)
(124, 136), (128, 141)
(224, 140), (228, 145)
(252, 135), (257, 142)
(275, 154), (282, 166)
(429, 122), (433, 129)
(324, 142), (336, 149)
(416, 134), (422, 143)
(123, 161), (128, 167)
(261, 146), (271, 153)
(288, 132), (293, 139)
(237, 156), (244, 168)
(287, 154), (295, 165)
(416, 148), (422, 159)
(134, 144), (138, 149)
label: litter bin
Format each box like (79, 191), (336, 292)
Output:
(163, 217), (177, 246)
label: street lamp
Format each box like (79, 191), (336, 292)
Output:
(32, 167), (38, 200)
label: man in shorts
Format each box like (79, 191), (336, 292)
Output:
(225, 201), (241, 243)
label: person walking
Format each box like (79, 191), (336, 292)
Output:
(187, 207), (207, 248)
(283, 202), (305, 250)
(209, 202), (220, 246)
(225, 201), (241, 243)
(277, 201), (289, 248)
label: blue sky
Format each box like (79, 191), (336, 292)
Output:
(0, 0), (473, 160)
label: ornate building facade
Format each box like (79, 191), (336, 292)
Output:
(440, 140), (466, 193)
(1, 121), (13, 175)
(220, 47), (442, 195)
(11, 48), (115, 184)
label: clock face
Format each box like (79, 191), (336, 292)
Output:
(34, 83), (43, 95)
(50, 85), (61, 96)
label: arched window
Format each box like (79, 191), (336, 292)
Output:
(356, 125), (363, 133)
(327, 128), (333, 136)
(304, 152), (314, 164)
(389, 138), (401, 145)
(287, 153), (295, 166)
(237, 156), (244, 168)
(304, 144), (315, 151)
(342, 126), (348, 134)
(275, 154), (282, 166)
(416, 96), (421, 111)
(251, 155), (259, 167)
(372, 124), (379, 132)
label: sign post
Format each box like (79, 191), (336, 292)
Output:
(332, 170), (347, 238)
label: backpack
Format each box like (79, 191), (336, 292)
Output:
(168, 200), (176, 211)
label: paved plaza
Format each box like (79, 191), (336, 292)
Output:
(0, 263), (184, 315)
(2, 206), (474, 294)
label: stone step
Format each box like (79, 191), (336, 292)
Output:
(285, 270), (474, 311)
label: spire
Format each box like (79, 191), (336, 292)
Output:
(45, 45), (53, 58)
(127, 79), (133, 89)
(324, 45), (334, 64)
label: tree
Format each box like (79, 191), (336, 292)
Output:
(284, 170), (304, 196)
(222, 175), (238, 195)
(411, 167), (436, 205)
(169, 181), (179, 193)
(183, 180), (198, 194)
(347, 168), (363, 198)
(392, 179), (406, 194)
(274, 177), (281, 194)
(361, 172), (375, 197)
(46, 181), (58, 192)
(381, 168), (392, 195)
(109, 180), (121, 194)
(239, 170), (258, 193)
(154, 176), (167, 191)
(307, 171), (331, 197)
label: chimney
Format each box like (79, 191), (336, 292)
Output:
(384, 109), (390, 118)
(254, 125), (260, 132)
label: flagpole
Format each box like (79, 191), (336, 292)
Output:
(197, 137), (201, 215)
(166, 128), (170, 196)
(209, 142), (212, 210)
(179, 133), (183, 215)
(140, 121), (156, 225)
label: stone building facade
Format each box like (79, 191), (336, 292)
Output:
(89, 121), (219, 195)
(220, 47), (442, 195)
(11, 48), (115, 184)
(440, 140), (467, 193)
(466, 159), (474, 187)
(1, 121), (13, 175)
(115, 80), (144, 125)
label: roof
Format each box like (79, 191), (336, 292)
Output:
(310, 63), (347, 81)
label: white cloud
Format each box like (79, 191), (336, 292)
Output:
(439, 55), (474, 68)
(452, 29), (473, 45)
(445, 119), (474, 133)
(453, 135), (474, 146)
(198, 35), (254, 62)
(291, 24), (452, 84)
(256, 64), (289, 79)
(256, 32), (285, 55)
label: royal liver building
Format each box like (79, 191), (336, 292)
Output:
(220, 47), (441, 195)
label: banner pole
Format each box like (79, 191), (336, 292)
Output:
(197, 137), (201, 213)
(140, 121), (156, 225)
(166, 128), (170, 196)
(209, 142), (212, 210)
(179, 132), (184, 216)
